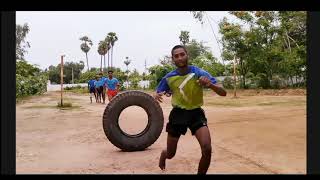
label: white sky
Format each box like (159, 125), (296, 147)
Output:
(16, 11), (237, 73)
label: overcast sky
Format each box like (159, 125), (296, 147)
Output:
(16, 11), (237, 73)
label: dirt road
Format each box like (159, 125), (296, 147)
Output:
(16, 90), (306, 174)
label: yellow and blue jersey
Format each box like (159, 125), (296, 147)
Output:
(156, 65), (217, 110)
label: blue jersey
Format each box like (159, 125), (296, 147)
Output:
(106, 78), (119, 90)
(156, 65), (217, 110)
(101, 77), (107, 86)
(88, 79), (96, 89)
(94, 79), (104, 88)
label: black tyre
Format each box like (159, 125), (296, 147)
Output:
(102, 90), (164, 151)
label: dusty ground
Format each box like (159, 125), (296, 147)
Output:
(16, 90), (306, 174)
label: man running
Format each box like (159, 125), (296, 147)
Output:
(99, 72), (108, 104)
(94, 75), (104, 103)
(105, 70), (120, 101)
(88, 78), (97, 103)
(154, 45), (227, 174)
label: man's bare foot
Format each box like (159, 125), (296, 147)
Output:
(159, 150), (166, 170)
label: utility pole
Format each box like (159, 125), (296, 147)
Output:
(60, 55), (65, 106)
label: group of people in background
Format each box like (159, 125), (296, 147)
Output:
(87, 70), (120, 104)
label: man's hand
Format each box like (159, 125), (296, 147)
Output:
(197, 76), (212, 88)
(154, 91), (170, 103)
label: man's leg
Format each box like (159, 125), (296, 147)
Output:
(194, 126), (212, 175)
(107, 90), (112, 101)
(102, 87), (106, 104)
(159, 134), (180, 170)
(94, 88), (98, 102)
(94, 91), (97, 102)
(108, 95), (112, 101)
(90, 92), (92, 103)
(97, 89), (100, 103)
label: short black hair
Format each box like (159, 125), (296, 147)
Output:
(171, 45), (187, 56)
(108, 70), (113, 73)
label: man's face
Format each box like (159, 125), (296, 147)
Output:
(172, 48), (188, 68)
(108, 72), (113, 78)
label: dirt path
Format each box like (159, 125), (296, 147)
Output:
(16, 91), (306, 174)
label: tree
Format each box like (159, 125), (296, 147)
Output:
(159, 55), (173, 66)
(185, 39), (210, 62)
(124, 57), (131, 88)
(48, 61), (85, 84)
(124, 57), (131, 72)
(97, 44), (104, 71)
(106, 32), (118, 69)
(278, 11), (306, 86)
(179, 31), (190, 46)
(16, 23), (30, 60)
(98, 40), (108, 71)
(219, 11), (306, 89)
(79, 36), (93, 71)
(219, 17), (252, 88)
(16, 60), (47, 98)
(129, 69), (142, 89)
(148, 64), (175, 89)
(191, 11), (205, 24)
(191, 53), (225, 77)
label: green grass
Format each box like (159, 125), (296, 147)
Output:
(57, 102), (72, 107)
(64, 88), (89, 94)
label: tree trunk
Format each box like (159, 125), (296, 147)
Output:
(100, 55), (103, 72)
(111, 46), (114, 69)
(108, 51), (110, 69)
(86, 53), (89, 71)
(104, 55), (106, 71)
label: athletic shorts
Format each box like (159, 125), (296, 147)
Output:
(166, 107), (208, 138)
(107, 89), (118, 98)
(89, 87), (95, 93)
(96, 86), (103, 94)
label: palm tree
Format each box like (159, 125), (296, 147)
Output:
(106, 32), (118, 69)
(179, 31), (190, 46)
(97, 44), (104, 72)
(104, 36), (111, 69)
(124, 56), (131, 72)
(79, 36), (93, 71)
(107, 40), (111, 69)
(124, 57), (131, 89)
(99, 40), (108, 71)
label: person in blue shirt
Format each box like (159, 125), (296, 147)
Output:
(88, 78), (97, 103)
(154, 45), (226, 174)
(94, 76), (104, 103)
(99, 72), (108, 104)
(105, 70), (120, 101)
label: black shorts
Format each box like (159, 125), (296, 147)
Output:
(96, 86), (103, 94)
(166, 107), (208, 138)
(89, 87), (95, 93)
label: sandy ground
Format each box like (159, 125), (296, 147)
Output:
(16, 90), (306, 174)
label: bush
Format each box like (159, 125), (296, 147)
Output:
(16, 61), (48, 99)
(270, 76), (282, 89)
(222, 77), (234, 89)
(256, 73), (270, 89)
